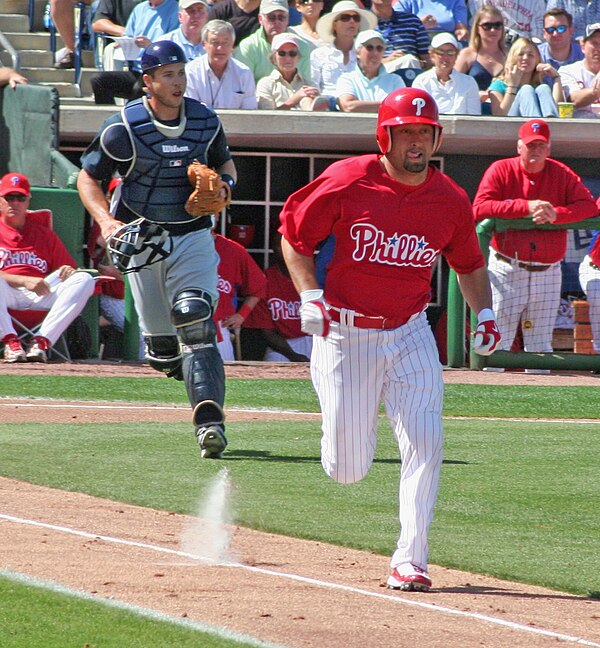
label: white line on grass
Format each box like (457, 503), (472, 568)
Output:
(0, 400), (599, 423)
(1, 513), (598, 648)
(0, 567), (286, 648)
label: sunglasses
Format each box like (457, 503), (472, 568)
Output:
(2, 194), (27, 202)
(277, 49), (298, 56)
(336, 13), (361, 22)
(265, 12), (288, 21)
(480, 21), (503, 30)
(297, 0), (323, 3)
(544, 25), (568, 34)
(432, 48), (457, 56)
(362, 43), (385, 52)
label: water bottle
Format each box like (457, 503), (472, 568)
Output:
(43, 3), (52, 31)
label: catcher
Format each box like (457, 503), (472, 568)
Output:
(77, 40), (237, 459)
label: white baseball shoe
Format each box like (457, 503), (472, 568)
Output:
(2, 334), (26, 363)
(387, 564), (432, 592)
(195, 424), (227, 459)
(26, 336), (50, 363)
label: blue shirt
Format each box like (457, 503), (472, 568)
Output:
(377, 10), (430, 57)
(125, 0), (180, 71)
(538, 40), (582, 87)
(392, 0), (467, 33)
(161, 26), (205, 62)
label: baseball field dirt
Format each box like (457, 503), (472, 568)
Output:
(1, 361), (599, 647)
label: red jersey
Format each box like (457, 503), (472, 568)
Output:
(279, 154), (484, 320)
(213, 234), (266, 321)
(245, 265), (304, 339)
(0, 214), (75, 277)
(473, 157), (597, 264)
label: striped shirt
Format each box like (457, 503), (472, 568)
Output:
(377, 10), (430, 58)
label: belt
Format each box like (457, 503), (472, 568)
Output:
(494, 252), (552, 272)
(328, 306), (418, 330)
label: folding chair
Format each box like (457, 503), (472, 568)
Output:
(7, 209), (72, 362)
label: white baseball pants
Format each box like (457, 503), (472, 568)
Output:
(578, 255), (600, 353)
(311, 312), (444, 571)
(0, 271), (95, 345)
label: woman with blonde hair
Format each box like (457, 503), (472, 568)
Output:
(455, 6), (506, 106)
(488, 37), (564, 117)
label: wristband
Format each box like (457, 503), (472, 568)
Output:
(477, 308), (495, 323)
(221, 174), (235, 190)
(237, 302), (253, 320)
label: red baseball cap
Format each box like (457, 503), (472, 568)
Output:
(518, 120), (550, 145)
(0, 172), (31, 197)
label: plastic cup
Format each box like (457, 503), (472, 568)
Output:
(558, 102), (574, 118)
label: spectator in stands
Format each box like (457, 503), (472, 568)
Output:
(467, 0), (545, 42)
(559, 23), (600, 118)
(185, 20), (257, 107)
(538, 8), (582, 78)
(161, 0), (210, 59)
(93, 0), (144, 71)
(212, 215), (266, 361)
(234, 0), (312, 81)
(489, 37), (563, 117)
(245, 232), (312, 362)
(90, 0), (179, 104)
(256, 32), (326, 108)
(0, 66), (28, 88)
(412, 32), (480, 113)
(51, 0), (95, 69)
(0, 172), (95, 363)
(455, 6), (506, 111)
(311, 0), (377, 100)
(546, 0), (600, 42)
(392, 0), (468, 42)
(208, 0), (260, 45)
(289, 0), (325, 51)
(370, 0), (430, 72)
(578, 225), (600, 354)
(472, 120), (596, 364)
(336, 30), (406, 112)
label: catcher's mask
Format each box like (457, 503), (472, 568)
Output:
(107, 218), (172, 274)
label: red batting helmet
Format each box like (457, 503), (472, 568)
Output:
(376, 88), (443, 154)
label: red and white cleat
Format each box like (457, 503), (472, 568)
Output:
(387, 564), (432, 592)
(2, 334), (26, 363)
(26, 336), (50, 363)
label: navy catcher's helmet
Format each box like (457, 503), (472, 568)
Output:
(107, 218), (173, 274)
(141, 41), (186, 73)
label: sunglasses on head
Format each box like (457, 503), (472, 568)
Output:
(363, 43), (384, 52)
(277, 49), (298, 56)
(337, 13), (361, 22)
(544, 25), (568, 34)
(2, 194), (27, 202)
(480, 21), (503, 30)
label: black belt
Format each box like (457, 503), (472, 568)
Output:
(494, 252), (552, 272)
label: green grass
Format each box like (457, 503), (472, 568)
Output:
(0, 574), (260, 647)
(1, 374), (600, 419)
(0, 417), (598, 596)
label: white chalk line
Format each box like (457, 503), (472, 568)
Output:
(0, 567), (286, 648)
(1, 513), (598, 647)
(0, 399), (598, 424)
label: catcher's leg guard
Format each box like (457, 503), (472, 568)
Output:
(172, 290), (226, 459)
(145, 335), (183, 380)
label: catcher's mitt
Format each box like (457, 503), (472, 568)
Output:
(185, 160), (232, 217)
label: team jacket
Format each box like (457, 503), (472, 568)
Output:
(0, 215), (75, 278)
(473, 157), (597, 264)
(280, 154), (484, 321)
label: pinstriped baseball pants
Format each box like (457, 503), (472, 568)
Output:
(311, 312), (444, 571)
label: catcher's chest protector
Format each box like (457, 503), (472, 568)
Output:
(120, 98), (222, 224)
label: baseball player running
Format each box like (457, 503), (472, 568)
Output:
(78, 41), (237, 459)
(279, 87), (500, 592)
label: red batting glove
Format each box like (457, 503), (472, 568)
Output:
(472, 309), (501, 356)
(300, 289), (331, 337)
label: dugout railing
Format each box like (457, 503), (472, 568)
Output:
(447, 216), (600, 371)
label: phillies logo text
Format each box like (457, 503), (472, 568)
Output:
(350, 224), (439, 267)
(0, 249), (48, 273)
(268, 298), (300, 321)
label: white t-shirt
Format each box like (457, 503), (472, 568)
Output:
(559, 60), (600, 119)
(412, 68), (481, 115)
